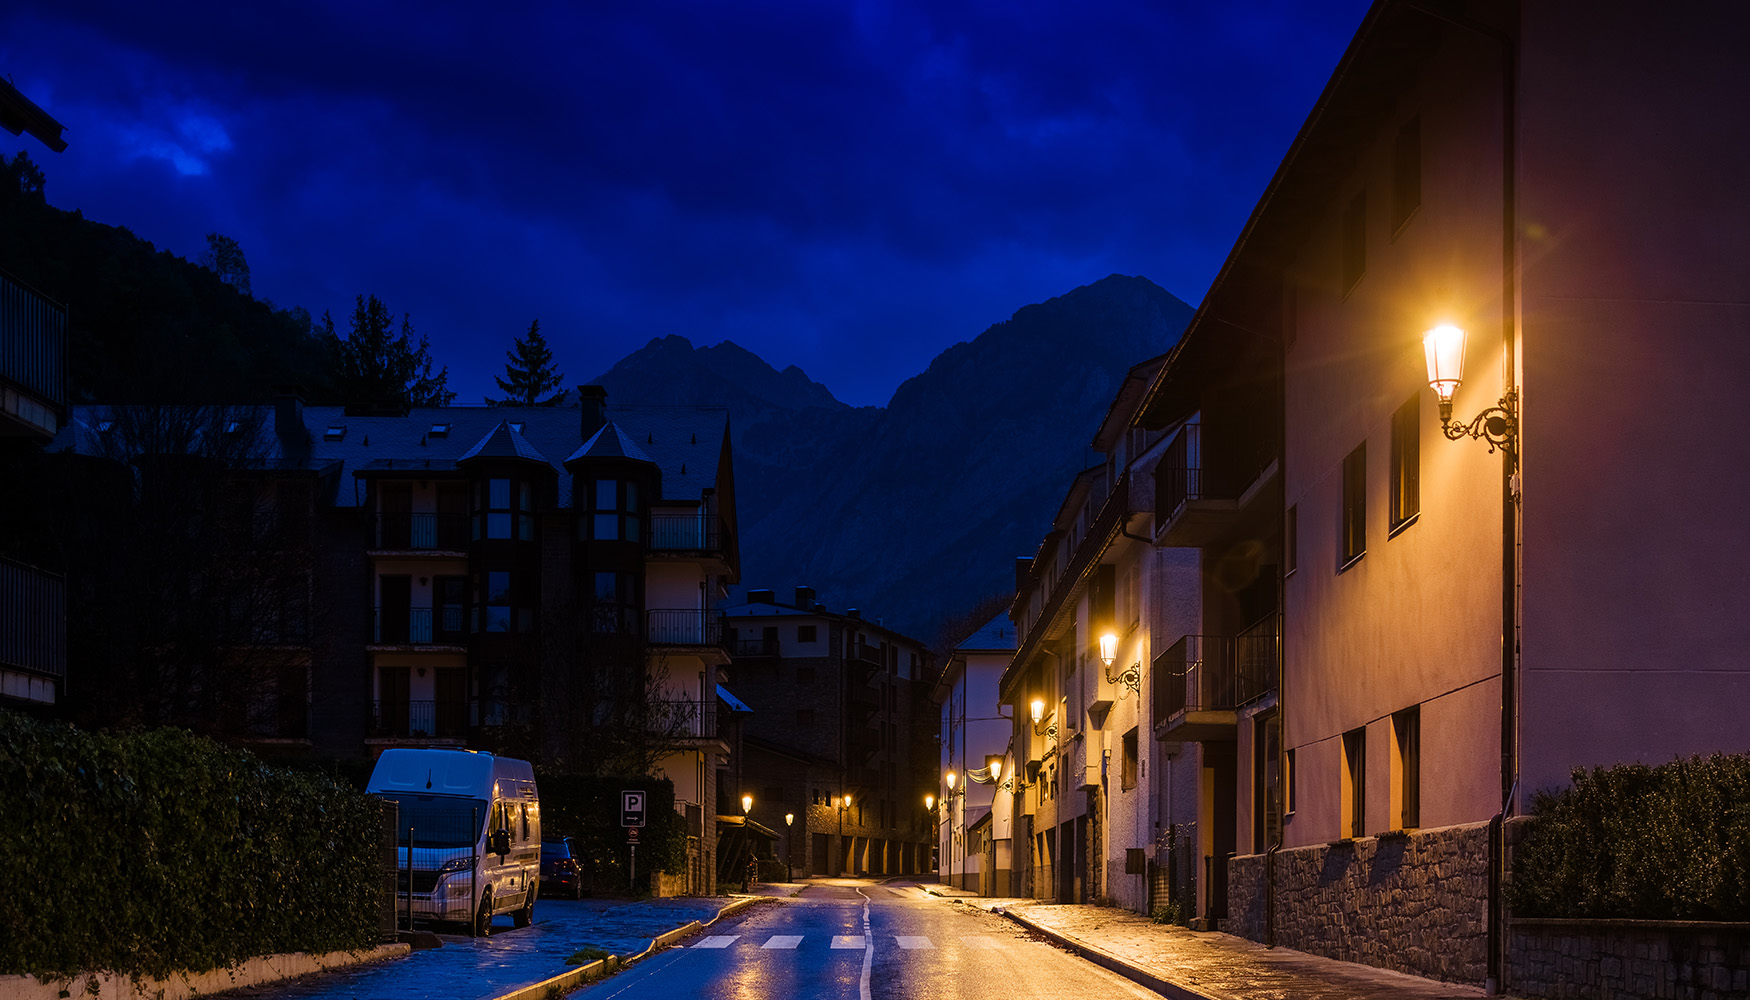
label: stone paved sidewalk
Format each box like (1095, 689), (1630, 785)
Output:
(924, 886), (1489, 1000)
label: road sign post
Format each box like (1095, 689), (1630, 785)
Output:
(623, 791), (646, 890)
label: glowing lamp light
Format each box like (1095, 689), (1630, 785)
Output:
(1098, 632), (1118, 667)
(741, 794), (753, 814)
(987, 756), (1003, 782)
(1423, 324), (1467, 416)
(785, 812), (794, 826)
(843, 793), (852, 808)
(945, 770), (957, 791)
(1030, 698), (1045, 724)
(925, 794), (935, 810)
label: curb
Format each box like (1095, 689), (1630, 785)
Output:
(485, 896), (766, 1000)
(998, 907), (1216, 1000)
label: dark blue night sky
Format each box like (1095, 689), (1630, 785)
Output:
(2, 1), (1369, 407)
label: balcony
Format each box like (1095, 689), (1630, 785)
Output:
(371, 512), (468, 552)
(0, 557), (64, 705)
(369, 699), (469, 740)
(372, 606), (467, 646)
(1154, 423), (1278, 547)
(1, 268), (67, 440)
(1152, 619), (1278, 742)
(648, 513), (722, 554)
(650, 698), (720, 739)
(731, 636), (780, 658)
(646, 608), (726, 649)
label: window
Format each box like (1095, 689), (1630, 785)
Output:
(1390, 395), (1420, 531)
(1254, 711), (1281, 852)
(1342, 191), (1367, 294)
(1285, 748), (1297, 814)
(798, 624), (817, 643)
(584, 478), (640, 542)
(592, 571), (637, 633)
(482, 570), (513, 632)
(1340, 443), (1367, 567)
(1342, 727), (1367, 838)
(1392, 116), (1421, 234)
(1121, 728), (1139, 791)
(1393, 707), (1421, 830)
(477, 477), (533, 541)
(1285, 505), (1298, 576)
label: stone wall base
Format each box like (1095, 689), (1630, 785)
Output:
(1227, 822), (1489, 984)
(0, 944), (409, 1000)
(1508, 919), (1750, 999)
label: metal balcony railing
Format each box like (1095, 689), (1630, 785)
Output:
(1, 268), (67, 417)
(0, 557), (65, 679)
(370, 699), (469, 739)
(650, 698), (719, 738)
(1152, 620), (1278, 722)
(731, 636), (780, 658)
(648, 513), (722, 553)
(646, 608), (726, 647)
(373, 606), (466, 644)
(1156, 422), (1278, 524)
(373, 512), (469, 550)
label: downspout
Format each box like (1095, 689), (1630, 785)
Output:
(1401, 4), (1520, 993)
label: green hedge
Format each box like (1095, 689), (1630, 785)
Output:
(1510, 753), (1750, 920)
(0, 710), (381, 979)
(534, 771), (688, 893)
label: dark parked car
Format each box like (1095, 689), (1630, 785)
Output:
(541, 836), (584, 899)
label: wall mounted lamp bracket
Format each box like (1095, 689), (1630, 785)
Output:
(1438, 388), (1519, 458)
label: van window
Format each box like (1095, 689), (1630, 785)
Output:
(520, 803), (530, 841)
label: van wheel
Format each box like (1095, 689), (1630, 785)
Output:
(512, 888), (535, 928)
(474, 893), (493, 937)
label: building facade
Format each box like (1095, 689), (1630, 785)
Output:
(49, 386), (739, 893)
(933, 612), (1015, 893)
(725, 587), (936, 878)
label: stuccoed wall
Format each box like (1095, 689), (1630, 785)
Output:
(1226, 821), (1489, 984)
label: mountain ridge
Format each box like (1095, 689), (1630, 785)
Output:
(591, 273), (1194, 643)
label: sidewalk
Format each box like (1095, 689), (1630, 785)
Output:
(923, 885), (1487, 1000)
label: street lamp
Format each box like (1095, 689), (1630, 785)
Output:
(987, 755), (1003, 783)
(1030, 699), (1058, 741)
(784, 812), (794, 881)
(742, 794), (753, 814)
(1098, 632), (1118, 667)
(1422, 323), (1518, 455)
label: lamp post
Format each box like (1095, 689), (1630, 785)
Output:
(741, 794), (754, 891)
(784, 812), (794, 882)
(945, 770), (958, 890)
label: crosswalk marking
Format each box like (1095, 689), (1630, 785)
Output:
(763, 935), (804, 949)
(694, 935), (739, 948)
(830, 935), (866, 949)
(895, 936), (934, 949)
(960, 936), (1005, 949)
(690, 933), (1008, 951)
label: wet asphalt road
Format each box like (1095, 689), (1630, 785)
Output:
(577, 881), (1160, 1000)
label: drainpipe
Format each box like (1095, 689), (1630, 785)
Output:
(1401, 4), (1520, 993)
(1265, 841), (1280, 947)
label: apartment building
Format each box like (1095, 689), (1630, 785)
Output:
(50, 386), (739, 892)
(999, 355), (1214, 915)
(724, 587), (935, 878)
(1, 266), (68, 709)
(1128, 0), (1750, 987)
(933, 612), (1015, 893)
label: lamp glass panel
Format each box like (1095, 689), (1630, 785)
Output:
(1423, 325), (1466, 400)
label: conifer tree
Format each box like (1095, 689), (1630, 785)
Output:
(486, 319), (566, 406)
(322, 293), (455, 410)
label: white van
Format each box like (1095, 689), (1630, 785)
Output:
(367, 748), (541, 934)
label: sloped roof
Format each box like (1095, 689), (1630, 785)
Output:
(55, 399), (732, 511)
(457, 420), (550, 464)
(955, 611), (1017, 653)
(565, 421), (656, 465)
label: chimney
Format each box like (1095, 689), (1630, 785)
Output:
(794, 586), (816, 608)
(847, 608), (860, 620)
(747, 589), (776, 605)
(578, 385), (608, 439)
(1015, 557), (1033, 593)
(275, 386), (307, 443)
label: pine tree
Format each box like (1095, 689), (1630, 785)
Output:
(323, 293), (456, 411)
(198, 232), (251, 296)
(485, 319), (566, 406)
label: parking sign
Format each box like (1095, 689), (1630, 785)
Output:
(622, 790), (646, 827)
